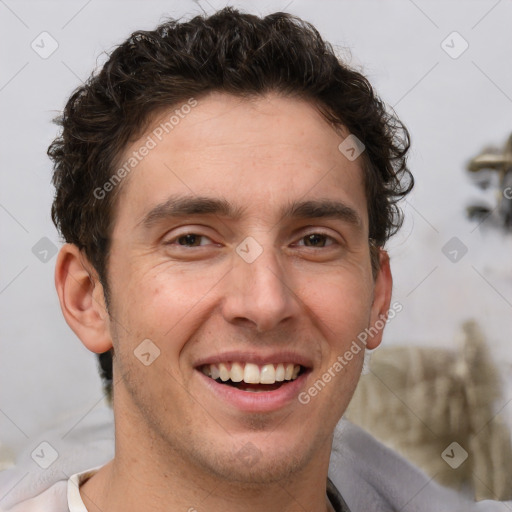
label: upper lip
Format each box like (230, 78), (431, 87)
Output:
(194, 350), (314, 369)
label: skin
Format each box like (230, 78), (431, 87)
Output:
(55, 92), (392, 512)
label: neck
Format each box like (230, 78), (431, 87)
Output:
(80, 420), (334, 512)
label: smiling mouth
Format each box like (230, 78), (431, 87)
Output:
(199, 362), (307, 392)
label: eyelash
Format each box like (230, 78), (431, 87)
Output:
(165, 231), (339, 249)
(295, 233), (337, 248)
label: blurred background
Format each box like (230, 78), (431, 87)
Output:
(1, 0), (511, 499)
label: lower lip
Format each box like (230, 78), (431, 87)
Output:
(197, 370), (309, 413)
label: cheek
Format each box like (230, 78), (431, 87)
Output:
(108, 266), (217, 406)
(111, 262), (223, 347)
(298, 267), (374, 337)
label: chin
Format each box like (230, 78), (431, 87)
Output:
(206, 449), (306, 485)
(185, 429), (325, 486)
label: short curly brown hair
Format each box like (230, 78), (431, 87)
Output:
(49, 7), (413, 402)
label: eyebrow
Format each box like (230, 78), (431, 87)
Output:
(140, 195), (362, 229)
(141, 195), (245, 228)
(283, 199), (362, 227)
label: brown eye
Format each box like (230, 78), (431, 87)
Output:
(300, 233), (334, 248)
(177, 234), (203, 246)
(166, 233), (214, 247)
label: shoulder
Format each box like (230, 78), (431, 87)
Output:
(329, 419), (488, 512)
(0, 480), (68, 512)
(0, 405), (113, 511)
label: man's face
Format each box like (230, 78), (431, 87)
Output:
(104, 92), (389, 483)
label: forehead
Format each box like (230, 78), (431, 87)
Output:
(114, 92), (368, 230)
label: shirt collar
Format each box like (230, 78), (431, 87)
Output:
(327, 477), (352, 512)
(69, 468), (351, 512)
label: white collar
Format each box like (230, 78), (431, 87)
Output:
(67, 467), (101, 512)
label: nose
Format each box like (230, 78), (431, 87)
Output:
(220, 242), (301, 333)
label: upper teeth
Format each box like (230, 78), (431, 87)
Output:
(201, 362), (301, 385)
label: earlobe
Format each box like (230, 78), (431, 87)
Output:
(366, 249), (393, 350)
(55, 244), (113, 354)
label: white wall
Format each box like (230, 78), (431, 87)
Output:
(1, 0), (511, 458)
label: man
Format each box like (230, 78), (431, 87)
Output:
(0, 7), (504, 512)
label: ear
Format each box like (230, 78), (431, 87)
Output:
(55, 244), (113, 353)
(366, 248), (393, 350)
